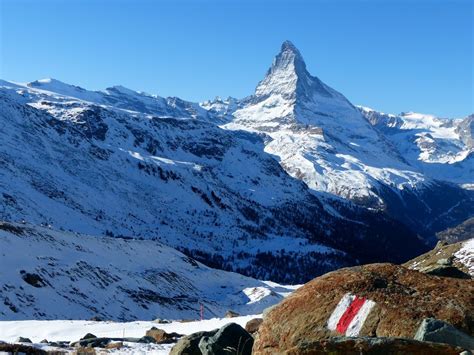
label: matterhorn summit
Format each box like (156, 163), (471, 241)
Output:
(254, 40), (324, 100)
(226, 41), (407, 200)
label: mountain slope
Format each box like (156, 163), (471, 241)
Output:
(436, 217), (474, 244)
(0, 221), (294, 321)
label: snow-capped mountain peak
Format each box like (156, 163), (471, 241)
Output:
(261, 40), (306, 81)
(255, 40), (333, 102)
(231, 40), (371, 134)
(224, 41), (472, 226)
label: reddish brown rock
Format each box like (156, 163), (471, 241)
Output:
(245, 318), (263, 334)
(253, 263), (474, 354)
(145, 327), (182, 344)
(73, 347), (96, 354)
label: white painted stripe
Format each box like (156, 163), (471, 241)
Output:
(345, 298), (376, 336)
(326, 293), (355, 331)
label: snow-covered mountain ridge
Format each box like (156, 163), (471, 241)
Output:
(359, 106), (473, 182)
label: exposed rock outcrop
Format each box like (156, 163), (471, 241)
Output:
(170, 330), (217, 355)
(145, 327), (182, 344)
(224, 310), (240, 318)
(15, 337), (32, 343)
(253, 263), (474, 354)
(0, 343), (46, 354)
(170, 323), (253, 355)
(199, 323), (253, 355)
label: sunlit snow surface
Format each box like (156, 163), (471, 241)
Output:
(0, 223), (299, 321)
(0, 315), (260, 354)
(454, 238), (474, 276)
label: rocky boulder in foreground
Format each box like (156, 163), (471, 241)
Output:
(170, 323), (253, 355)
(253, 263), (474, 354)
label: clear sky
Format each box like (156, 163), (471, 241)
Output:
(1, 0), (472, 117)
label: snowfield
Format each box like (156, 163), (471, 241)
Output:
(454, 238), (474, 276)
(0, 315), (259, 354)
(0, 222), (296, 321)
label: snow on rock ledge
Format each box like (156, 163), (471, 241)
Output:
(455, 239), (474, 276)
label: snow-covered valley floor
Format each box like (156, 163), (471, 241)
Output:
(0, 315), (259, 354)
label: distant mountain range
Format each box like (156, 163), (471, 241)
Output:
(0, 41), (472, 286)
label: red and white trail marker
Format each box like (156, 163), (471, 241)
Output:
(327, 293), (375, 336)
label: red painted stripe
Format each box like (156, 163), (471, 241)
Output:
(335, 296), (366, 334)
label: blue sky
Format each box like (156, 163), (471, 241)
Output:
(1, 0), (472, 117)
